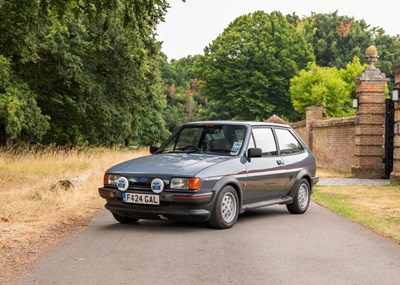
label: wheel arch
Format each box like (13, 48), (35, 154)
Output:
(303, 175), (312, 191)
(289, 169), (312, 197)
(212, 176), (243, 206)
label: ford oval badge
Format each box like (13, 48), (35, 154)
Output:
(151, 178), (164, 194)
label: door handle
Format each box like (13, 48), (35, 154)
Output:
(276, 160), (284, 166)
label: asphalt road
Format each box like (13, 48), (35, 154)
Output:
(11, 202), (400, 285)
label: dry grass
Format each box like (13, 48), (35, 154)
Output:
(0, 147), (147, 282)
(316, 167), (351, 178)
(0, 147), (147, 246)
(313, 185), (400, 243)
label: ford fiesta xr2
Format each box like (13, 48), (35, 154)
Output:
(99, 121), (318, 229)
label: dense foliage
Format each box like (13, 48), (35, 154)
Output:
(295, 12), (371, 68)
(293, 11), (400, 87)
(160, 55), (205, 132)
(372, 28), (400, 88)
(0, 55), (50, 143)
(290, 57), (366, 117)
(0, 0), (169, 146)
(1, 4), (400, 146)
(195, 11), (315, 121)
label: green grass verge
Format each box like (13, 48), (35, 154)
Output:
(312, 186), (400, 243)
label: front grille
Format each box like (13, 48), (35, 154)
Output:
(128, 183), (152, 191)
(127, 177), (170, 191)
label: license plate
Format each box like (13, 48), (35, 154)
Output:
(123, 193), (160, 205)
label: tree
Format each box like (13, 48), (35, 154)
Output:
(0, 0), (170, 146)
(296, 11), (372, 69)
(161, 55), (199, 89)
(372, 28), (400, 89)
(195, 11), (315, 121)
(294, 11), (400, 89)
(339, 57), (367, 97)
(160, 55), (205, 132)
(290, 57), (366, 117)
(0, 55), (49, 145)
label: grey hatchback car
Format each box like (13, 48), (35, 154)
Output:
(99, 121), (318, 229)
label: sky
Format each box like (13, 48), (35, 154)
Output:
(156, 0), (400, 60)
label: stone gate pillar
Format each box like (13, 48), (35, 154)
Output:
(351, 46), (387, 179)
(390, 61), (400, 183)
(305, 106), (323, 151)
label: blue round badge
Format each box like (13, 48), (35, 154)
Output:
(117, 177), (129, 191)
(151, 178), (164, 194)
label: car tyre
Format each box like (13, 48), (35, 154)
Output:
(209, 185), (239, 229)
(286, 178), (310, 214)
(112, 213), (139, 224)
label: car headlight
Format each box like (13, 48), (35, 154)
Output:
(103, 173), (120, 186)
(170, 178), (201, 190)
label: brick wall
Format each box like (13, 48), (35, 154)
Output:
(292, 112), (357, 173)
(291, 121), (306, 143)
(311, 118), (356, 172)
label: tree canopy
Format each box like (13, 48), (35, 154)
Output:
(160, 55), (204, 132)
(195, 11), (315, 121)
(0, 55), (49, 144)
(290, 57), (366, 117)
(1, 4), (400, 146)
(294, 11), (400, 88)
(0, 0), (169, 146)
(296, 11), (370, 69)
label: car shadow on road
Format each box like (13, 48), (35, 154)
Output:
(98, 219), (210, 233)
(96, 206), (290, 233)
(239, 206), (289, 221)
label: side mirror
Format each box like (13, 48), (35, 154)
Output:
(150, 145), (159, 154)
(247, 148), (262, 162)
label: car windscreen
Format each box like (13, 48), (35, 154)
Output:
(159, 124), (247, 156)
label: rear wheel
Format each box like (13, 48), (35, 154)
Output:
(286, 179), (310, 214)
(112, 213), (139, 224)
(209, 186), (239, 229)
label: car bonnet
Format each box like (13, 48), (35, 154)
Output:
(106, 153), (233, 177)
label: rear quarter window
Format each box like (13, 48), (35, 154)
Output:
(275, 128), (304, 155)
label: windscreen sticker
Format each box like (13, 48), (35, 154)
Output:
(230, 142), (242, 155)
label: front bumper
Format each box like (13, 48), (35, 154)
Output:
(98, 187), (215, 222)
(312, 176), (319, 185)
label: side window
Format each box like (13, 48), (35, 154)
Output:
(252, 128), (277, 156)
(275, 129), (304, 155)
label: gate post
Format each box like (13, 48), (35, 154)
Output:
(305, 106), (323, 151)
(351, 46), (387, 179)
(390, 61), (400, 183)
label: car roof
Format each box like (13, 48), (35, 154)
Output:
(183, 120), (291, 128)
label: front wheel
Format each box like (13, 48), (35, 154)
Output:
(209, 186), (239, 229)
(286, 179), (310, 214)
(112, 213), (139, 224)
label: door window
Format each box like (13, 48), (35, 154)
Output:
(252, 128), (277, 156)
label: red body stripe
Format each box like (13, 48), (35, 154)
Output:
(174, 195), (212, 200)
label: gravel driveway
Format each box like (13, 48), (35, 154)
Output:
(318, 178), (390, 186)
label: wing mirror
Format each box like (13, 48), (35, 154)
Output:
(247, 148), (262, 162)
(150, 145), (159, 154)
